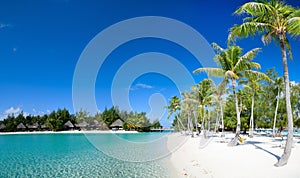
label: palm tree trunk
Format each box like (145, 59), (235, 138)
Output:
(203, 107), (207, 138)
(273, 88), (280, 137)
(208, 109), (211, 132)
(221, 103), (225, 137)
(228, 78), (241, 146)
(250, 89), (255, 138)
(215, 109), (220, 133)
(275, 36), (294, 167)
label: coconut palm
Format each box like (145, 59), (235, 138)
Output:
(191, 78), (214, 138)
(272, 77), (284, 137)
(228, 0), (300, 166)
(194, 43), (262, 146)
(211, 80), (228, 136)
(241, 72), (270, 137)
(181, 91), (198, 135)
(166, 96), (185, 131)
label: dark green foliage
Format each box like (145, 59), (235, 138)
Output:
(0, 107), (160, 132)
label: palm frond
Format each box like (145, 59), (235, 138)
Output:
(234, 2), (274, 16)
(211, 42), (224, 53)
(234, 48), (261, 71)
(228, 22), (269, 43)
(193, 68), (224, 78)
(244, 70), (271, 82)
(286, 16), (300, 37)
(261, 30), (275, 45)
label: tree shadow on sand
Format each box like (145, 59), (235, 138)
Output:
(244, 141), (280, 161)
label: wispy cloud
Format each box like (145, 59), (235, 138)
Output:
(0, 23), (12, 29)
(130, 83), (154, 91)
(33, 108), (43, 115)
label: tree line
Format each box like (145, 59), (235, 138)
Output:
(0, 107), (161, 132)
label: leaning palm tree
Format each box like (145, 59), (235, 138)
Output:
(272, 77), (284, 137)
(228, 0), (300, 166)
(194, 43), (262, 146)
(241, 72), (270, 137)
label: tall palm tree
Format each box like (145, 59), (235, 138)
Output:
(241, 72), (270, 137)
(228, 0), (300, 166)
(166, 96), (185, 131)
(272, 77), (284, 137)
(194, 43), (262, 146)
(211, 80), (228, 137)
(191, 78), (214, 138)
(181, 91), (198, 135)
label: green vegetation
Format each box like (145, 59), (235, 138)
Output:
(229, 0), (300, 167)
(0, 107), (161, 132)
(166, 0), (299, 167)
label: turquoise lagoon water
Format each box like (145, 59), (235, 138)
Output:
(0, 133), (174, 177)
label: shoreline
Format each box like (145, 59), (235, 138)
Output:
(0, 130), (139, 135)
(169, 132), (300, 178)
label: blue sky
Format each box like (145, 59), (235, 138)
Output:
(1, 0), (300, 126)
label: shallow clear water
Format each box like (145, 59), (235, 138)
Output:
(0, 133), (173, 177)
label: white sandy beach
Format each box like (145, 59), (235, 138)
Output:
(169, 133), (300, 178)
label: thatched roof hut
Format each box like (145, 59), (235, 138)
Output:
(41, 124), (48, 129)
(64, 120), (74, 128)
(75, 121), (88, 128)
(110, 119), (123, 128)
(0, 123), (5, 130)
(27, 122), (39, 129)
(17, 123), (26, 129)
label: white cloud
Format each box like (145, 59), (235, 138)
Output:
(4, 107), (21, 115)
(290, 81), (298, 86)
(136, 83), (153, 89)
(130, 83), (154, 91)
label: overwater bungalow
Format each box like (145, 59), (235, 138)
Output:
(110, 119), (123, 130)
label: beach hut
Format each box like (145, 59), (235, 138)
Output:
(64, 120), (74, 130)
(75, 121), (88, 130)
(41, 124), (50, 131)
(0, 123), (5, 131)
(27, 122), (39, 131)
(17, 123), (26, 131)
(110, 119), (123, 130)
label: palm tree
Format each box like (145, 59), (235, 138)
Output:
(194, 43), (262, 146)
(211, 80), (228, 137)
(191, 79), (214, 138)
(228, 0), (300, 166)
(181, 91), (198, 135)
(166, 96), (185, 131)
(241, 72), (270, 137)
(272, 77), (284, 137)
